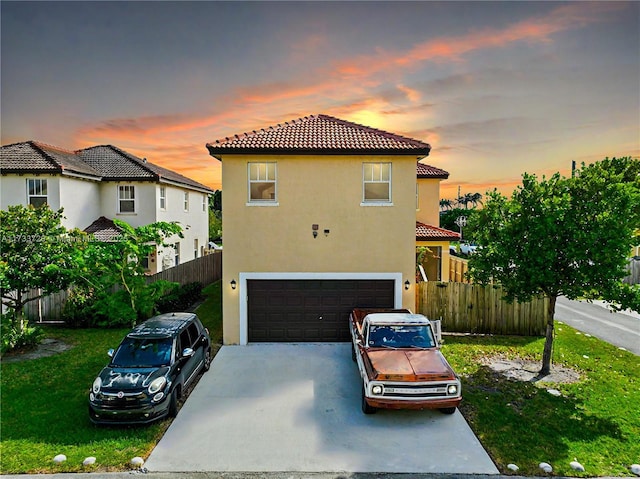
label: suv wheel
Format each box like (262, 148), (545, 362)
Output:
(203, 348), (212, 372)
(168, 388), (179, 417)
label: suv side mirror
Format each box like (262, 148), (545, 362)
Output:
(182, 347), (195, 358)
(107, 349), (114, 358)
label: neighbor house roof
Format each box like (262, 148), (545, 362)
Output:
(416, 222), (460, 241)
(417, 161), (449, 179)
(0, 141), (102, 179)
(1, 141), (213, 194)
(77, 145), (213, 193)
(206, 114), (431, 158)
(84, 216), (123, 242)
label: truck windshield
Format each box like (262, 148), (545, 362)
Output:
(111, 337), (173, 367)
(368, 324), (435, 349)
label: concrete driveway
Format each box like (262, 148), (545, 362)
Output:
(145, 343), (498, 474)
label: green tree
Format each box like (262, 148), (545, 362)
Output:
(73, 220), (183, 327)
(0, 205), (82, 350)
(0, 205), (82, 317)
(468, 157), (640, 375)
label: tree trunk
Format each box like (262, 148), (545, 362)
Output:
(540, 295), (557, 376)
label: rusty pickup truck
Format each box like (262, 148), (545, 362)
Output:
(349, 308), (461, 414)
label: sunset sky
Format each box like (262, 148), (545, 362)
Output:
(2, 1), (638, 200)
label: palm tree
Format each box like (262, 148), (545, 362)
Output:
(439, 199), (453, 211)
(470, 192), (483, 208)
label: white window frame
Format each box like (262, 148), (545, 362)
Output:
(194, 238), (199, 259)
(26, 178), (48, 208)
(362, 162), (392, 205)
(183, 192), (189, 211)
(174, 242), (180, 266)
(159, 186), (167, 210)
(202, 194), (207, 212)
(248, 162), (278, 205)
(118, 185), (136, 214)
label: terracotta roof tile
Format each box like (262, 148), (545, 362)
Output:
(417, 161), (449, 179)
(207, 114), (431, 157)
(416, 222), (460, 241)
(84, 216), (122, 242)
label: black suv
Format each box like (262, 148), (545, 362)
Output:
(89, 312), (211, 425)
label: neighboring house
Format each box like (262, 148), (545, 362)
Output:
(0, 141), (213, 273)
(206, 114), (458, 345)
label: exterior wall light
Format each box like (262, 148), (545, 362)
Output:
(230, 279), (237, 290)
(404, 280), (411, 290)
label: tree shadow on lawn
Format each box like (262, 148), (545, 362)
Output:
(460, 365), (629, 475)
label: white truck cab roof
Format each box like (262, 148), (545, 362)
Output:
(364, 312), (431, 326)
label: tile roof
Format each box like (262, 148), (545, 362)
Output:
(416, 222), (460, 241)
(0, 141), (101, 178)
(1, 141), (212, 193)
(84, 216), (122, 242)
(207, 114), (431, 157)
(417, 161), (449, 179)
(76, 145), (213, 192)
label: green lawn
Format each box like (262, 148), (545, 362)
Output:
(1, 281), (638, 475)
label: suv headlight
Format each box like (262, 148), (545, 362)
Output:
(92, 377), (102, 394)
(148, 377), (167, 395)
(447, 384), (458, 395)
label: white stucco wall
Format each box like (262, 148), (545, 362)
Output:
(59, 176), (101, 230)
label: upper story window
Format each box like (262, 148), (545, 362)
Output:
(118, 185), (135, 213)
(248, 162), (277, 203)
(362, 162), (391, 203)
(202, 194), (207, 212)
(184, 192), (189, 211)
(159, 186), (166, 210)
(27, 179), (48, 208)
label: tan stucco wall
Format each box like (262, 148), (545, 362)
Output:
(221, 154), (420, 344)
(417, 240), (451, 282)
(416, 178), (441, 226)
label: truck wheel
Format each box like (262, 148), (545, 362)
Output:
(361, 384), (377, 414)
(439, 407), (456, 415)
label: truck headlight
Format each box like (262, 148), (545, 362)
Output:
(371, 385), (384, 395)
(447, 384), (458, 395)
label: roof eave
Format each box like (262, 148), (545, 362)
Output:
(206, 146), (431, 158)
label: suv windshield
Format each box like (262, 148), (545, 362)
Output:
(368, 324), (435, 349)
(111, 337), (173, 367)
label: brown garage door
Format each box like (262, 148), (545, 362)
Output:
(248, 279), (395, 342)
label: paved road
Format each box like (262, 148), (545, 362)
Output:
(555, 297), (640, 355)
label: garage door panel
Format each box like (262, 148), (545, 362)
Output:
(248, 279), (394, 342)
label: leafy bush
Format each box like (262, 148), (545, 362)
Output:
(156, 282), (203, 313)
(0, 313), (45, 355)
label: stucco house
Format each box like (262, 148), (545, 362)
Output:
(207, 114), (458, 345)
(0, 140), (213, 273)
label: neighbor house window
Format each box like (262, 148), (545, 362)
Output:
(248, 162), (277, 203)
(202, 194), (207, 212)
(194, 238), (199, 259)
(118, 185), (135, 213)
(363, 163), (391, 203)
(183, 192), (189, 211)
(159, 186), (166, 210)
(174, 242), (180, 266)
(27, 179), (48, 208)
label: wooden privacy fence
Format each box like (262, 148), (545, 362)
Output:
(449, 255), (470, 283)
(147, 250), (222, 286)
(23, 251), (223, 322)
(624, 257), (639, 285)
(416, 281), (548, 336)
